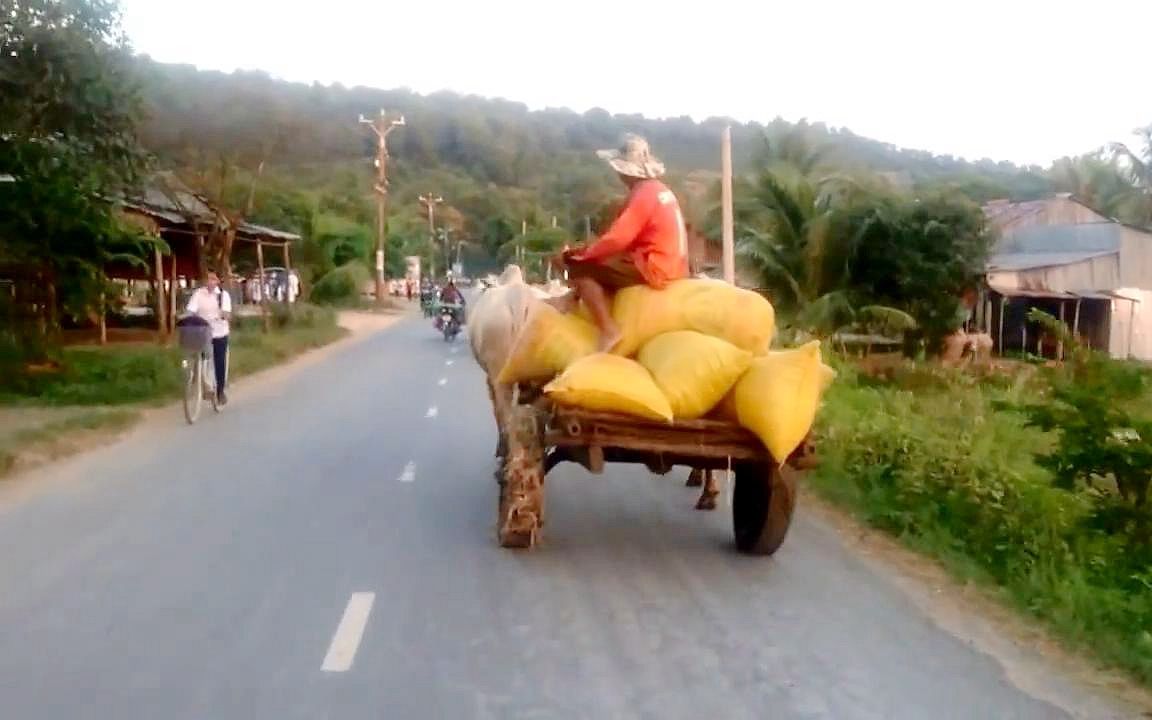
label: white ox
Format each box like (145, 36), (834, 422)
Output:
(468, 265), (539, 459)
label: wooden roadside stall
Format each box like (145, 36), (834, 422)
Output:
(232, 223), (300, 331)
(112, 177), (222, 343)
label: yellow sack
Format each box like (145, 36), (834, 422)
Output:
(637, 331), (753, 419)
(612, 279), (776, 357)
(498, 302), (599, 384)
(544, 353), (673, 422)
(726, 341), (834, 462)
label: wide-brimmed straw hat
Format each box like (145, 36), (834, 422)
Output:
(596, 134), (666, 179)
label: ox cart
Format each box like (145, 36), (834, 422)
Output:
(497, 385), (814, 555)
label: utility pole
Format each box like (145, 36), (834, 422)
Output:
(721, 125), (735, 285)
(519, 219), (527, 267)
(419, 193), (443, 279)
(359, 109), (405, 306)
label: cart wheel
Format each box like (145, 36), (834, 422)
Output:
(498, 405), (545, 549)
(732, 461), (797, 556)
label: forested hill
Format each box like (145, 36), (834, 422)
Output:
(135, 57), (1052, 214)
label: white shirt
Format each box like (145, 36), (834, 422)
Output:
(186, 286), (232, 338)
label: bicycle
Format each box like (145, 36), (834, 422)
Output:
(176, 317), (223, 424)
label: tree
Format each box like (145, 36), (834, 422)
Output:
(1108, 125), (1152, 227)
(0, 0), (151, 357)
(843, 193), (991, 350)
(734, 165), (861, 334)
(1049, 153), (1131, 219)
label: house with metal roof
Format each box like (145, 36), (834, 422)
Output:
(977, 195), (1152, 360)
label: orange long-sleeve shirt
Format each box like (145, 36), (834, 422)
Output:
(574, 179), (689, 289)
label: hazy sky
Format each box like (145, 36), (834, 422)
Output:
(120, 0), (1151, 167)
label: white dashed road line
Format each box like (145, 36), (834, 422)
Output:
(445, 359), (454, 366)
(398, 462), (416, 483)
(426, 406), (439, 419)
(321, 592), (376, 673)
(438, 378), (447, 386)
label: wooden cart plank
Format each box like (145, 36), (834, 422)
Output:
(543, 404), (770, 462)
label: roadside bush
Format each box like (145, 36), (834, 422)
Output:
(310, 262), (370, 305)
(0, 346), (181, 406)
(813, 362), (1152, 683)
(1, 305), (342, 407)
(233, 302), (337, 333)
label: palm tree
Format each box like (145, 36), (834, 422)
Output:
(1049, 153), (1131, 219)
(1108, 125), (1152, 227)
(755, 119), (835, 177)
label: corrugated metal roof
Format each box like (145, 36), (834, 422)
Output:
(120, 202), (185, 225)
(988, 249), (1117, 271)
(995, 222), (1121, 255)
(988, 284), (1138, 302)
(236, 222), (300, 243)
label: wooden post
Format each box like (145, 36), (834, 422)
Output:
(283, 242), (295, 317)
(169, 254), (177, 335)
(997, 295), (1006, 355)
(153, 246), (167, 339)
(1128, 298), (1137, 358)
(98, 275), (107, 346)
(1057, 301), (1066, 360)
(256, 240), (269, 332)
(1072, 298), (1082, 340)
(720, 125), (735, 285)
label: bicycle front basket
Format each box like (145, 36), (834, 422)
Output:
(177, 323), (212, 354)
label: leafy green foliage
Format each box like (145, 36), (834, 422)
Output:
(729, 133), (989, 346)
(814, 360), (1152, 683)
(1003, 311), (1152, 590)
(1, 0), (151, 355)
(843, 193), (991, 349)
(309, 262), (371, 305)
(1, 303), (342, 405)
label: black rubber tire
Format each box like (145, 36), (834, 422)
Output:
(732, 462), (797, 556)
(182, 359), (201, 425)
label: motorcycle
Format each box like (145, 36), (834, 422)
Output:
(437, 303), (463, 342)
(420, 292), (437, 318)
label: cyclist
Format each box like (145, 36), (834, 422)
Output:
(185, 270), (232, 405)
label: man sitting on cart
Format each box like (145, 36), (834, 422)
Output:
(553, 134), (689, 351)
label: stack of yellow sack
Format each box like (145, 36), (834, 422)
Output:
(496, 278), (835, 462)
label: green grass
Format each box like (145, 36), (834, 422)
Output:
(0, 304), (349, 477)
(0, 409), (142, 476)
(0, 303), (346, 407)
(810, 360), (1152, 686)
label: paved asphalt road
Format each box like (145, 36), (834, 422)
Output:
(0, 315), (1135, 719)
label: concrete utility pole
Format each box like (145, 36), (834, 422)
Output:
(359, 109), (405, 305)
(419, 193), (443, 279)
(721, 125), (736, 285)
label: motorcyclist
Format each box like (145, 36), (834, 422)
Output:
(437, 276), (466, 327)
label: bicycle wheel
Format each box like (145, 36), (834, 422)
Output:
(183, 356), (202, 424)
(203, 355), (219, 413)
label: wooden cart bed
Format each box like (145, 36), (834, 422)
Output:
(495, 395), (810, 557)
